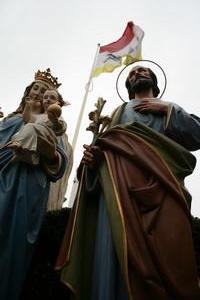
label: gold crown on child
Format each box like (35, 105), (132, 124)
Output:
(35, 68), (61, 88)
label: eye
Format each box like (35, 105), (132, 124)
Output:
(129, 71), (135, 77)
(40, 88), (46, 94)
(33, 85), (39, 90)
(50, 95), (56, 100)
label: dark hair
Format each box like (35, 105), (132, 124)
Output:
(57, 91), (67, 107)
(148, 68), (160, 97)
(125, 67), (160, 98)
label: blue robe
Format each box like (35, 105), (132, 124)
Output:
(0, 115), (67, 300)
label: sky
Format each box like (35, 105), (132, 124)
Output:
(0, 0), (200, 215)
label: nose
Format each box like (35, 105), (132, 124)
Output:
(36, 88), (45, 98)
(32, 90), (41, 100)
(44, 98), (50, 104)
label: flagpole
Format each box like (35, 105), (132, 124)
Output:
(67, 43), (100, 207)
(71, 43), (100, 151)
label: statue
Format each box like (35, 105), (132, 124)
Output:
(56, 65), (200, 299)
(0, 69), (70, 300)
(0, 107), (4, 118)
(8, 89), (67, 165)
(47, 134), (73, 211)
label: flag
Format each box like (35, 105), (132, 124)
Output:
(93, 22), (144, 77)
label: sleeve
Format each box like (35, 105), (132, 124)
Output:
(165, 104), (200, 151)
(41, 145), (68, 182)
(0, 115), (24, 144)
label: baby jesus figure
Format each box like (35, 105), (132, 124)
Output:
(8, 89), (68, 165)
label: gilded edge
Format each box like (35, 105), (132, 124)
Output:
(104, 152), (133, 300)
(59, 166), (86, 300)
(66, 165), (86, 262)
(165, 103), (173, 129)
(60, 277), (78, 299)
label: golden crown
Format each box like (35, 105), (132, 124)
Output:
(34, 68), (61, 88)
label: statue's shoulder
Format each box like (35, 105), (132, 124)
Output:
(110, 102), (127, 116)
(109, 103), (127, 127)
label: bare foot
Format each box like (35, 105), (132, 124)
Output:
(7, 141), (21, 150)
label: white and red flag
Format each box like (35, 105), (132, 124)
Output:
(93, 21), (144, 77)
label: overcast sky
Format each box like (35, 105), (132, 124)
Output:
(0, 0), (200, 215)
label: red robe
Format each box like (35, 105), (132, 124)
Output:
(56, 123), (200, 300)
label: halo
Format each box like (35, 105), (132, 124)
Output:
(116, 59), (167, 102)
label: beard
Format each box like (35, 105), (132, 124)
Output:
(128, 76), (155, 98)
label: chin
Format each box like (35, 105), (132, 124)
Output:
(131, 78), (154, 96)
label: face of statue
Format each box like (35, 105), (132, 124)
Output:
(27, 81), (51, 113)
(126, 66), (155, 98)
(128, 66), (152, 88)
(29, 81), (49, 102)
(43, 89), (59, 111)
(128, 66), (151, 83)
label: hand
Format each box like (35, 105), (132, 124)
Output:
(82, 144), (102, 167)
(25, 97), (34, 107)
(134, 100), (168, 115)
(25, 97), (41, 111)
